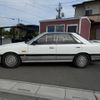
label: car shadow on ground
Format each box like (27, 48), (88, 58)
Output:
(19, 62), (100, 70)
(21, 62), (75, 68)
(21, 61), (98, 68)
(0, 62), (98, 69)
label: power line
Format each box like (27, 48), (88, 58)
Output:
(0, 3), (45, 20)
(0, 0), (85, 8)
(61, 0), (84, 4)
(30, 0), (85, 6)
(0, 16), (15, 20)
(25, 2), (55, 17)
(0, 16), (33, 25)
(0, 0), (86, 26)
(0, 0), (85, 13)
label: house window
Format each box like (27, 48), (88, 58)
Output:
(47, 24), (65, 32)
(85, 10), (92, 16)
(47, 26), (55, 32)
(56, 25), (64, 32)
(67, 24), (78, 33)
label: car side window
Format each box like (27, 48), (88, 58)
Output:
(36, 34), (56, 44)
(57, 34), (77, 44)
(37, 35), (46, 44)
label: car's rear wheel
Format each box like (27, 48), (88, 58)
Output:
(2, 53), (21, 68)
(73, 54), (90, 68)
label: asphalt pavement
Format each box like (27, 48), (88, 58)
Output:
(0, 62), (100, 91)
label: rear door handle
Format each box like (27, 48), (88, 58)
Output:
(76, 47), (81, 48)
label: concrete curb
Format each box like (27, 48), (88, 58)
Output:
(0, 79), (99, 100)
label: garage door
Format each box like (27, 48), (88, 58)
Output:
(96, 29), (100, 40)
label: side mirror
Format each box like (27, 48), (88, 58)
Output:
(32, 41), (37, 45)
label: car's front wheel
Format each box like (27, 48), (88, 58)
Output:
(73, 54), (90, 68)
(2, 53), (21, 68)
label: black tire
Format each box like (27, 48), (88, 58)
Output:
(1, 53), (21, 68)
(73, 54), (90, 68)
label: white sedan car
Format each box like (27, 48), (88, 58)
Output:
(0, 32), (100, 68)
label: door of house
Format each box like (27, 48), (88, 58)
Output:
(96, 29), (100, 40)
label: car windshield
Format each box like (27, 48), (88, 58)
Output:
(26, 37), (35, 44)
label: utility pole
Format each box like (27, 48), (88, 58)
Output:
(18, 18), (20, 24)
(56, 3), (62, 19)
(0, 28), (2, 45)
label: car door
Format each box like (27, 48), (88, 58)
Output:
(56, 33), (83, 61)
(26, 34), (56, 61)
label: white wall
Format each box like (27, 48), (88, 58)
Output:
(74, 1), (100, 17)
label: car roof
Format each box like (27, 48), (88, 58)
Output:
(45, 32), (73, 34)
(42, 32), (76, 35)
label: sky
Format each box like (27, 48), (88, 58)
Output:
(0, 0), (88, 26)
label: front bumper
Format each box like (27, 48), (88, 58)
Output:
(0, 56), (1, 63)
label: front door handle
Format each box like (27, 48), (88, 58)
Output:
(49, 47), (54, 49)
(76, 47), (81, 48)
